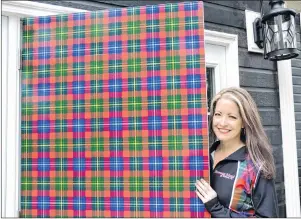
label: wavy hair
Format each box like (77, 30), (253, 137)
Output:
(209, 87), (276, 179)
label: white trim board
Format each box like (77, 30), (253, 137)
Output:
(245, 10), (264, 54)
(1, 15), (9, 218)
(1, 2), (87, 218)
(2, 1), (87, 17)
(2, 15), (22, 218)
(277, 60), (301, 217)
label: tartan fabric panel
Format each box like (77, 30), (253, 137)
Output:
(21, 1), (209, 217)
(229, 158), (257, 216)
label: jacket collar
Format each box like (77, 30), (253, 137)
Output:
(210, 141), (247, 161)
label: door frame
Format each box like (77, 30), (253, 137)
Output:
(1, 2), (86, 217)
(1, 1), (239, 217)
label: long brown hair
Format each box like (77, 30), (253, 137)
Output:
(209, 87), (276, 179)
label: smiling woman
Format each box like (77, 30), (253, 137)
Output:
(195, 87), (279, 218)
(212, 98), (244, 150)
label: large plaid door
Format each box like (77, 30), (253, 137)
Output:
(21, 1), (209, 218)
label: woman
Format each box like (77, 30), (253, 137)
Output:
(195, 87), (279, 217)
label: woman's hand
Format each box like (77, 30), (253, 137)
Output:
(195, 178), (217, 203)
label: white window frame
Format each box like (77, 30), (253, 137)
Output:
(204, 30), (239, 92)
(1, 1), (239, 217)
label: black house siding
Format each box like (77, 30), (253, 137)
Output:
(37, 0), (286, 216)
(292, 13), (301, 208)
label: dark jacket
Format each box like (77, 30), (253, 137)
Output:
(205, 141), (279, 218)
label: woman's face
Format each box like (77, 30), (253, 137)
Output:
(212, 98), (243, 143)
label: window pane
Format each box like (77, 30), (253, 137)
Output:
(206, 67), (215, 145)
(206, 67), (215, 113)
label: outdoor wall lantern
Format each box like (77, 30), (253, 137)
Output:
(253, 0), (299, 61)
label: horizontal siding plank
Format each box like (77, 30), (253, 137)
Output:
(259, 110), (280, 126)
(275, 165), (284, 183)
(293, 76), (301, 86)
(298, 149), (301, 158)
(297, 140), (301, 148)
(297, 130), (301, 139)
(239, 49), (276, 70)
(94, 0), (265, 12)
(202, 0), (262, 11)
(292, 59), (301, 68)
(294, 94), (301, 103)
(278, 204), (286, 218)
(295, 112), (301, 121)
(293, 67), (301, 77)
(296, 14), (300, 25)
(247, 90), (279, 107)
(240, 70), (277, 88)
(293, 86), (301, 94)
(204, 2), (245, 29)
(272, 145), (283, 165)
(298, 158), (301, 167)
(265, 128), (282, 145)
(205, 23), (248, 48)
(87, 0), (153, 7)
(295, 103), (301, 111)
(276, 187), (285, 203)
(276, 186), (286, 203)
(295, 121), (301, 130)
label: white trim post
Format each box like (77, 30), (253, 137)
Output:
(2, 16), (22, 218)
(1, 14), (9, 218)
(1, 2), (87, 218)
(277, 60), (301, 217)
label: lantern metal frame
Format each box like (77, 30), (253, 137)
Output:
(253, 0), (299, 61)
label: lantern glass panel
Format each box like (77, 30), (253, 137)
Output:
(263, 14), (297, 55)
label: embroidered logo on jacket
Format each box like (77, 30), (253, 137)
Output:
(214, 170), (235, 180)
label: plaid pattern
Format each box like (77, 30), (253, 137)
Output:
(21, 1), (209, 217)
(229, 156), (258, 217)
